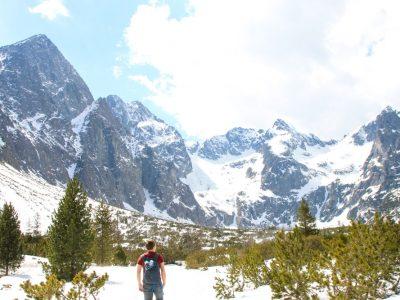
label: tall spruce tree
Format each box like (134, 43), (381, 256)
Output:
(47, 178), (94, 281)
(297, 199), (317, 236)
(0, 203), (23, 276)
(93, 201), (114, 265)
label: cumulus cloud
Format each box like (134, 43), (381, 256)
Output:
(29, 0), (69, 21)
(123, 0), (400, 139)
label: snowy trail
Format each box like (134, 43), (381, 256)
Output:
(0, 256), (269, 299)
(2, 256), (400, 299)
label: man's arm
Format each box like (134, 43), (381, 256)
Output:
(160, 262), (166, 287)
(137, 264), (144, 291)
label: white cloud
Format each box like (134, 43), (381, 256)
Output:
(113, 66), (122, 79)
(123, 0), (400, 139)
(29, 0), (69, 21)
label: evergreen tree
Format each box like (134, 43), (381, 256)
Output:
(47, 178), (94, 281)
(93, 201), (114, 265)
(267, 227), (320, 299)
(320, 213), (400, 299)
(297, 199), (317, 236)
(21, 271), (109, 299)
(0, 203), (23, 276)
(113, 245), (127, 266)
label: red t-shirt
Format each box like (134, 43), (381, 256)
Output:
(137, 251), (164, 266)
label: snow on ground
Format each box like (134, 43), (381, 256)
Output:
(0, 256), (270, 300)
(183, 151), (266, 217)
(143, 188), (176, 221)
(293, 135), (373, 186)
(0, 163), (64, 233)
(0, 162), (144, 234)
(6, 256), (399, 300)
(315, 207), (352, 228)
(184, 124), (373, 226)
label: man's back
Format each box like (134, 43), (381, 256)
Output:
(136, 240), (166, 300)
(138, 251), (163, 286)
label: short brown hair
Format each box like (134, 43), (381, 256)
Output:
(146, 240), (156, 250)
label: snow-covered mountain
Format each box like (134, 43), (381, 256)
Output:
(1, 35), (400, 228)
(185, 109), (400, 227)
(0, 35), (206, 225)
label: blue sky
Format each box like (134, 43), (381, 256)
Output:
(1, 0), (400, 140)
(0, 0), (184, 130)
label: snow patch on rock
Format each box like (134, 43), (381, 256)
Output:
(0, 52), (7, 73)
(71, 101), (99, 155)
(184, 151), (265, 215)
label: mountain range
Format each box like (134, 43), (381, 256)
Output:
(0, 34), (399, 228)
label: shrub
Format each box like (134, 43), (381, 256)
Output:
(186, 247), (228, 269)
(267, 228), (321, 299)
(21, 271), (108, 300)
(319, 214), (400, 299)
(113, 245), (128, 266)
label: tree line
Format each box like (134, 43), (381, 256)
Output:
(214, 199), (400, 299)
(0, 178), (130, 298)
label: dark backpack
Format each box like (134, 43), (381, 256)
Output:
(143, 253), (159, 271)
(142, 253), (162, 285)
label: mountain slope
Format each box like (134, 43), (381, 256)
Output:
(1, 34), (400, 228)
(186, 110), (400, 227)
(0, 35), (207, 225)
(0, 34), (93, 184)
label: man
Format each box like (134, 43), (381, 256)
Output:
(137, 240), (166, 300)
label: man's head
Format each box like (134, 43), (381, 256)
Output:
(146, 240), (156, 251)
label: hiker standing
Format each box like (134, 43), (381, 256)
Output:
(137, 240), (166, 300)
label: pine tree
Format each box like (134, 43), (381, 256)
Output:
(47, 178), (94, 281)
(267, 227), (320, 299)
(319, 213), (400, 299)
(93, 201), (114, 265)
(297, 199), (317, 236)
(113, 245), (127, 266)
(21, 271), (109, 299)
(0, 203), (23, 276)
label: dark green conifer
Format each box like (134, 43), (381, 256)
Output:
(267, 227), (320, 299)
(321, 213), (400, 299)
(93, 201), (114, 265)
(0, 202), (23, 276)
(297, 199), (318, 236)
(113, 245), (127, 266)
(47, 178), (94, 281)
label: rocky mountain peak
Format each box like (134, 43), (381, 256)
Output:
(272, 118), (294, 132)
(11, 34), (53, 48)
(2, 35), (400, 229)
(352, 106), (400, 146)
(0, 33), (93, 120)
(375, 106), (400, 127)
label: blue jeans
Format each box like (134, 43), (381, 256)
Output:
(143, 284), (163, 300)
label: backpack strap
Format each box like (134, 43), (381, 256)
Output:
(153, 253), (159, 264)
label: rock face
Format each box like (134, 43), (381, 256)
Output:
(0, 34), (93, 184)
(1, 34), (400, 228)
(347, 108), (400, 219)
(0, 35), (206, 225)
(186, 108), (400, 227)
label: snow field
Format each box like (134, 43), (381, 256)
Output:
(0, 256), (270, 300)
